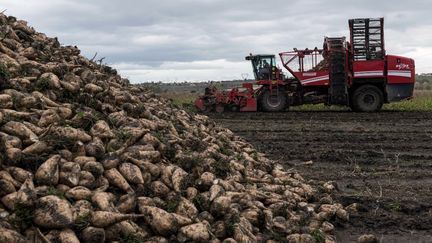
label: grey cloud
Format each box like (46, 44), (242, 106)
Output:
(1, 0), (431, 82)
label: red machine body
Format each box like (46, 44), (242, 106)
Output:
(195, 83), (258, 112)
(195, 18), (415, 112)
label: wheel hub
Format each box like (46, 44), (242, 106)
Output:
(267, 95), (282, 107)
(363, 94), (376, 105)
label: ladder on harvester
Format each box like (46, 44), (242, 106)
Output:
(349, 18), (385, 61)
(326, 37), (348, 105)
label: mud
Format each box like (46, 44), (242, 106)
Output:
(210, 111), (432, 242)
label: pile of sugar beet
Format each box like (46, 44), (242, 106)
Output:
(0, 13), (356, 243)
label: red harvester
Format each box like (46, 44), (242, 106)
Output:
(195, 18), (415, 112)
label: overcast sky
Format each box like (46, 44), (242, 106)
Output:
(1, 0), (431, 83)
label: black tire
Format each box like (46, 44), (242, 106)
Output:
(203, 104), (214, 113)
(215, 105), (224, 113)
(351, 85), (383, 112)
(259, 89), (287, 112)
(229, 105), (240, 112)
(349, 101), (356, 111)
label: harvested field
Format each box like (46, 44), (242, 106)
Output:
(211, 111), (432, 242)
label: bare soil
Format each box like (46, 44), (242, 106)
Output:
(210, 111), (432, 243)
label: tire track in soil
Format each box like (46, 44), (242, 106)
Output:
(210, 111), (432, 242)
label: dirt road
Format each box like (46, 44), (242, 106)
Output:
(211, 111), (432, 242)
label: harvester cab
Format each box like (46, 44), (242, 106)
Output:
(245, 54), (282, 81)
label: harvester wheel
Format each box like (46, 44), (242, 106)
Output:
(352, 85), (383, 112)
(260, 89), (287, 112)
(203, 105), (213, 113)
(229, 105), (240, 112)
(215, 105), (225, 113)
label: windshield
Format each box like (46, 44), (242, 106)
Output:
(254, 57), (275, 70)
(251, 56), (275, 80)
